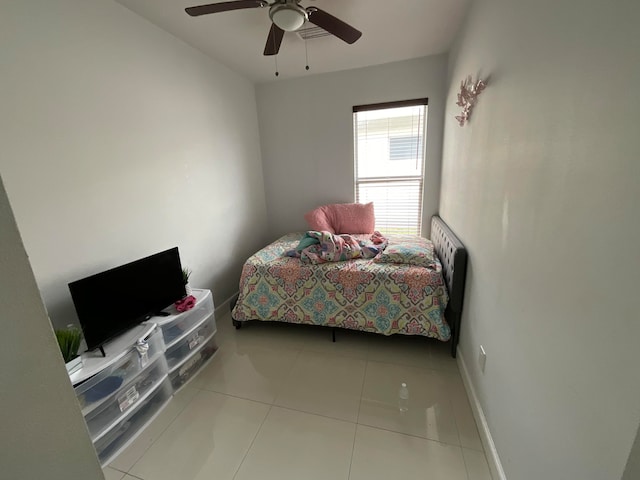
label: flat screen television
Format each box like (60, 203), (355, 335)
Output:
(69, 247), (186, 354)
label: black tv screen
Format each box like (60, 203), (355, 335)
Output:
(69, 247), (186, 352)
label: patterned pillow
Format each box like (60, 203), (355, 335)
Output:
(374, 243), (437, 268)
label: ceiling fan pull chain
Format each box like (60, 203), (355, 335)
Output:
(272, 25), (280, 77)
(304, 36), (310, 71)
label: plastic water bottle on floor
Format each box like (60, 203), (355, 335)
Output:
(398, 382), (409, 413)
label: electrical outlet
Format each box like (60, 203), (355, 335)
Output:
(479, 345), (487, 373)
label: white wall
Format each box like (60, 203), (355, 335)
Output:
(0, 176), (104, 479)
(256, 55), (447, 239)
(623, 425), (640, 480)
(0, 0), (268, 328)
(440, 1), (640, 479)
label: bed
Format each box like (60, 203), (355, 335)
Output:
(231, 215), (467, 357)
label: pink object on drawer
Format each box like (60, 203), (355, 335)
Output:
(304, 203), (375, 234)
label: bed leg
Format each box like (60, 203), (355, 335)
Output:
(332, 328), (336, 343)
(233, 319), (242, 330)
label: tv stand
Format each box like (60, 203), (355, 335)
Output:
(153, 289), (217, 392)
(68, 323), (171, 466)
(67, 289), (218, 465)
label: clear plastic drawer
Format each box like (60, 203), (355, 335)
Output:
(165, 314), (216, 372)
(75, 325), (165, 416)
(85, 356), (169, 441)
(94, 377), (172, 466)
(156, 289), (214, 348)
(168, 335), (218, 391)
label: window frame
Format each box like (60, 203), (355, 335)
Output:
(353, 98), (428, 236)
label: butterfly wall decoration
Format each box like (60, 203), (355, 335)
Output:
(455, 76), (487, 126)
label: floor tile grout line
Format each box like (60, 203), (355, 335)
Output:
(197, 353), (368, 427)
(355, 421), (469, 450)
(107, 466), (128, 474)
(108, 318), (488, 478)
(222, 321), (460, 372)
(104, 465), (144, 480)
(196, 347), (304, 408)
(103, 387), (199, 478)
(223, 332), (459, 375)
(194, 361), (477, 474)
(266, 402), (358, 425)
(348, 359), (369, 479)
(196, 365), (477, 453)
(160, 322), (480, 455)
(299, 345), (370, 362)
(123, 325), (485, 476)
(355, 358), (369, 425)
(444, 370), (464, 450)
(221, 322), (460, 362)
(123, 473), (145, 480)
(223, 398), (476, 469)
(232, 404), (274, 480)
(121, 387), (204, 474)
(444, 374), (486, 453)
(196, 388), (277, 408)
(442, 381), (469, 479)
(460, 446), (473, 480)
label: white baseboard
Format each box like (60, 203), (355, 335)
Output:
(457, 349), (507, 480)
(214, 291), (238, 320)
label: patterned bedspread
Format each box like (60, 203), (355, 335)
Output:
(232, 233), (451, 340)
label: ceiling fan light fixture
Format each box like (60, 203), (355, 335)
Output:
(269, 3), (308, 32)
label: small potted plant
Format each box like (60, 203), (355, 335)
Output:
(55, 325), (83, 375)
(182, 267), (192, 296)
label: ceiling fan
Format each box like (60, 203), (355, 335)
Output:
(185, 0), (362, 56)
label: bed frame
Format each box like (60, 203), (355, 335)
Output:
(231, 215), (467, 358)
(430, 215), (468, 357)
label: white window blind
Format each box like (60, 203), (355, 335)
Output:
(353, 100), (428, 235)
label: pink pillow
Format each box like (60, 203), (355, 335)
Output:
(304, 203), (375, 234)
(304, 206), (335, 233)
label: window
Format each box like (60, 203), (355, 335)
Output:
(353, 99), (428, 235)
(389, 136), (423, 161)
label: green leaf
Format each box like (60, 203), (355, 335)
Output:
(55, 327), (83, 363)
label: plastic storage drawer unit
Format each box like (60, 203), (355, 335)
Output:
(74, 325), (165, 415)
(168, 334), (218, 391)
(85, 356), (168, 441)
(165, 314), (216, 372)
(156, 289), (214, 347)
(94, 377), (173, 465)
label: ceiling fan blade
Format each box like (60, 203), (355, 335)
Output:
(186, 0), (267, 17)
(306, 7), (362, 44)
(264, 23), (285, 56)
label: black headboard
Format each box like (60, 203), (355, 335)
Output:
(430, 215), (468, 357)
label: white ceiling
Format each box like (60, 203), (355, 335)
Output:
(114, 0), (470, 83)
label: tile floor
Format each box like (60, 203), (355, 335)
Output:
(104, 313), (492, 480)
